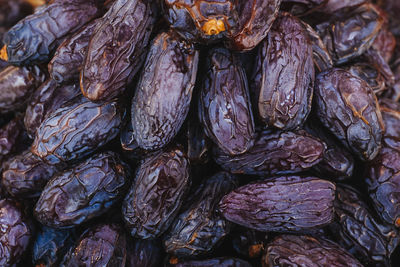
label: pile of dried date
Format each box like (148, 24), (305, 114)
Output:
(1, 0), (400, 266)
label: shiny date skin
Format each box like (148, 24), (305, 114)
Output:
(214, 130), (325, 176)
(122, 147), (190, 239)
(263, 235), (363, 267)
(330, 184), (400, 266)
(0, 65), (46, 113)
(199, 47), (255, 156)
(31, 95), (121, 164)
(1, 0), (101, 65)
(219, 176), (335, 233)
(131, 31), (198, 151)
(164, 172), (237, 257)
(251, 12), (314, 130)
(34, 152), (129, 228)
(80, 0), (157, 102)
(48, 19), (100, 84)
(314, 68), (384, 161)
(24, 79), (81, 138)
(33, 226), (75, 267)
(2, 150), (61, 198)
(63, 224), (127, 267)
(346, 62), (387, 96)
(0, 199), (33, 267)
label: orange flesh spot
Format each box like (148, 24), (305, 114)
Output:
(395, 217), (400, 227)
(170, 257), (179, 265)
(202, 19), (226, 35)
(0, 46), (8, 61)
(25, 0), (46, 8)
(249, 244), (264, 258)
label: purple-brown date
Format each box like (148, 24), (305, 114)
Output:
(63, 224), (127, 267)
(214, 130), (325, 176)
(364, 47), (395, 88)
(251, 12), (314, 130)
(330, 184), (400, 266)
(0, 199), (32, 267)
(80, 0), (157, 102)
(48, 19), (100, 84)
(31, 96), (121, 164)
(126, 238), (162, 267)
(372, 25), (396, 63)
(263, 235), (363, 267)
(346, 62), (387, 96)
(314, 68), (384, 161)
(24, 79), (81, 138)
(219, 176), (335, 233)
(33, 226), (75, 267)
(2, 0), (101, 65)
(164, 172), (237, 257)
(318, 0), (366, 13)
(122, 147), (190, 239)
(2, 150), (61, 198)
(131, 31), (198, 151)
(318, 3), (384, 64)
(199, 47), (254, 156)
(34, 152), (129, 228)
(174, 258), (252, 267)
(0, 65), (46, 113)
(186, 112), (210, 164)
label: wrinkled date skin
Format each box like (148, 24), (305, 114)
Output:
(314, 68), (384, 161)
(219, 176), (335, 232)
(80, 0), (157, 102)
(214, 130), (325, 176)
(48, 19), (100, 84)
(318, 0), (366, 13)
(0, 65), (46, 113)
(33, 226), (75, 267)
(251, 12), (314, 130)
(131, 31), (198, 151)
(122, 147), (190, 239)
(24, 79), (81, 138)
(331, 185), (400, 266)
(126, 239), (162, 267)
(164, 172), (237, 257)
(199, 47), (254, 156)
(31, 96), (121, 164)
(63, 224), (127, 267)
(0, 115), (29, 164)
(263, 235), (363, 267)
(371, 26), (396, 63)
(347, 62), (387, 96)
(34, 152), (129, 228)
(366, 99), (400, 227)
(1, 0), (100, 65)
(175, 258), (252, 267)
(318, 3), (384, 64)
(0, 199), (32, 267)
(2, 150), (61, 198)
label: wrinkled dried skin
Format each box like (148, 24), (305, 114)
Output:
(331, 185), (400, 266)
(0, 115), (29, 164)
(0, 199), (32, 267)
(187, 113), (210, 164)
(364, 47), (395, 87)
(318, 0), (366, 13)
(33, 226), (74, 267)
(219, 176), (335, 232)
(214, 130), (325, 176)
(385, 57), (400, 101)
(49, 19), (100, 84)
(64, 224), (127, 266)
(227, 0), (281, 51)
(199, 47), (254, 156)
(263, 235), (363, 267)
(2, 0), (100, 65)
(81, 0), (156, 102)
(372, 26), (396, 63)
(31, 96), (121, 164)
(132, 31), (198, 150)
(34, 152), (129, 228)
(346, 63), (387, 96)
(314, 68), (384, 161)
(0, 65), (46, 113)
(176, 258), (252, 267)
(164, 172), (237, 257)
(301, 20), (333, 73)
(126, 238), (162, 267)
(319, 3), (384, 64)
(120, 114), (140, 152)
(24, 79), (81, 138)
(2, 150), (61, 198)
(252, 12), (314, 130)
(122, 147), (190, 239)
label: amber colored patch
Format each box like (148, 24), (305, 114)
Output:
(202, 19), (226, 35)
(395, 217), (400, 227)
(169, 256), (179, 265)
(0, 46), (8, 61)
(248, 244), (264, 258)
(25, 0), (46, 8)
